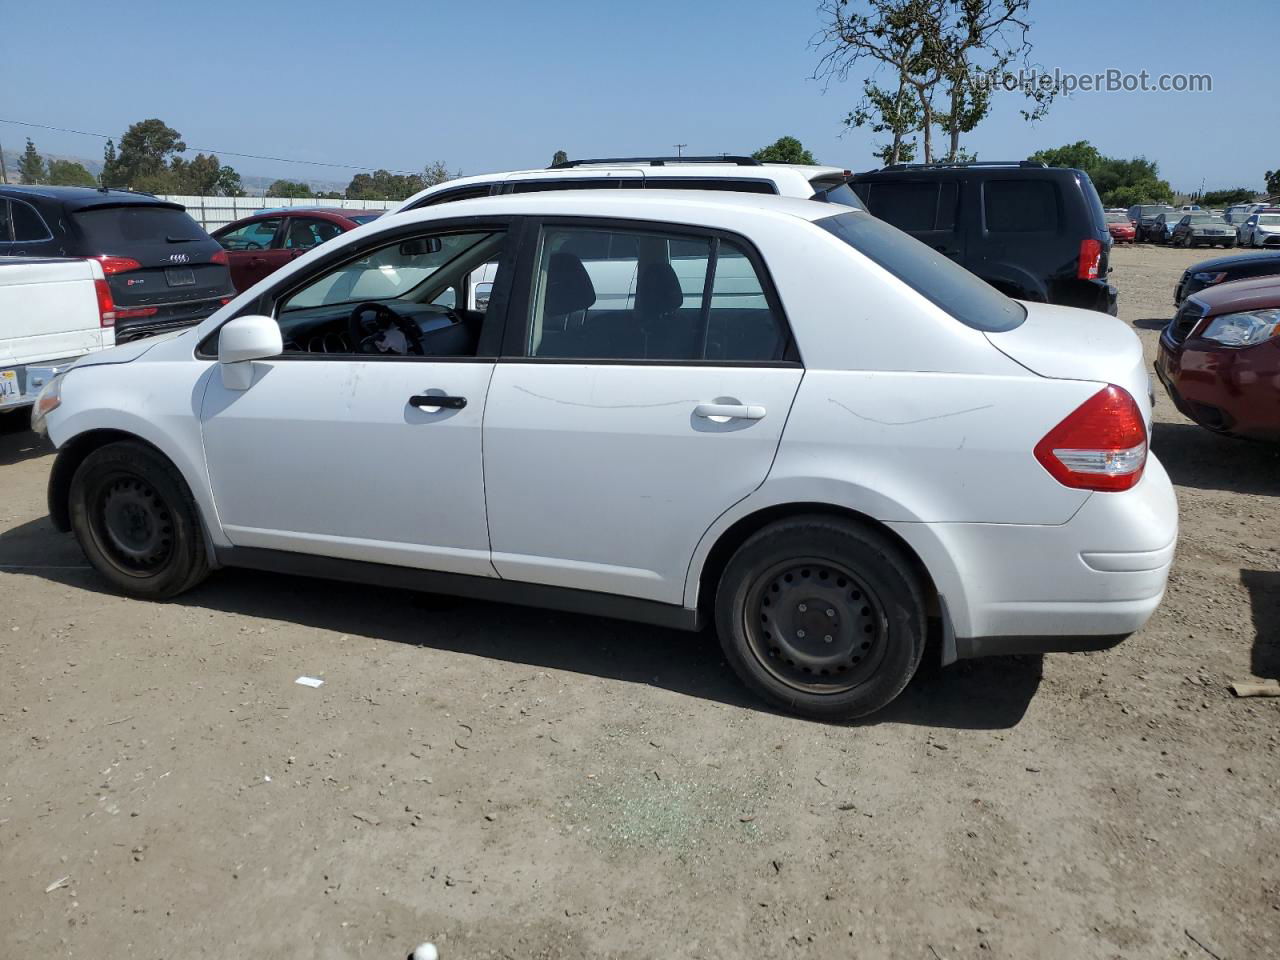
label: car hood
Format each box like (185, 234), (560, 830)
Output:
(985, 301), (1152, 425)
(1184, 251), (1280, 273)
(1189, 274), (1280, 313)
(72, 329), (188, 369)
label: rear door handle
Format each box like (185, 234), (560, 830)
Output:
(410, 394), (467, 410)
(694, 403), (766, 421)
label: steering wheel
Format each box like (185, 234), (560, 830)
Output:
(347, 301), (425, 356)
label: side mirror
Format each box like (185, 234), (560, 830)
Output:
(399, 237), (442, 257)
(218, 314), (282, 390)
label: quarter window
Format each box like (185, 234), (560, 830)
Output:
(11, 199), (52, 242)
(861, 181), (957, 232)
(984, 180), (1059, 233)
(526, 225), (787, 362)
(217, 218), (281, 251)
(0, 200), (11, 242)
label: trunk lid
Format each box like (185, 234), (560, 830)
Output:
(985, 301), (1153, 427)
(71, 203), (234, 311)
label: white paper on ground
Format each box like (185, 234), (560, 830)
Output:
(295, 676), (325, 688)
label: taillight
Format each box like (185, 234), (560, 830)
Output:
(95, 255), (142, 275)
(1077, 237), (1102, 281)
(94, 278), (116, 328)
(115, 306), (158, 320)
(211, 249), (229, 265)
(1034, 385), (1147, 492)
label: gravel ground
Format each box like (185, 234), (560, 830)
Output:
(1, 243), (1277, 960)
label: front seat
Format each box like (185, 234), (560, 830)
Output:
(634, 260), (688, 359)
(537, 252), (596, 356)
(287, 221), (316, 249)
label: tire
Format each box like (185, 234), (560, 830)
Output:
(69, 440), (210, 599)
(714, 517), (926, 721)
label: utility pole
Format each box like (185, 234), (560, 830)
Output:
(673, 144), (686, 158)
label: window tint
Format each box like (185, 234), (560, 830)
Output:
(816, 182), (861, 208)
(867, 182), (944, 232)
(645, 178), (776, 195)
(417, 185), (493, 207)
(217, 218), (281, 251)
(283, 217), (344, 250)
(11, 200), (51, 242)
(510, 179), (624, 193)
(0, 200), (12, 243)
(818, 211), (1025, 332)
(527, 226), (787, 362)
(984, 180), (1059, 233)
(74, 205), (206, 247)
(936, 182), (958, 231)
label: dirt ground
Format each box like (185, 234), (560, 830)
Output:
(2, 244), (1278, 960)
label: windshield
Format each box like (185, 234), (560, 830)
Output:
(1189, 215), (1224, 224)
(350, 214), (381, 224)
(1259, 214), (1280, 225)
(817, 211), (1025, 332)
(1106, 213), (1129, 223)
(1141, 205), (1173, 217)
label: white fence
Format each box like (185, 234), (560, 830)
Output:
(158, 195), (401, 231)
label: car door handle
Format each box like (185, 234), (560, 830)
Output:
(248, 257), (267, 266)
(694, 403), (766, 421)
(410, 394), (467, 410)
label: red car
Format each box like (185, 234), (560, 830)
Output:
(1156, 275), (1280, 440)
(1105, 212), (1136, 244)
(211, 207), (382, 291)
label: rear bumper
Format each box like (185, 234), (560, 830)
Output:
(114, 297), (228, 343)
(890, 457), (1178, 660)
(0, 356), (84, 412)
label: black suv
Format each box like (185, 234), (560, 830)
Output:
(0, 186), (235, 342)
(849, 161), (1117, 314)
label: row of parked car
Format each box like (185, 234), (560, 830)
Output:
(1110, 202), (1280, 249)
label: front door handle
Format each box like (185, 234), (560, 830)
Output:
(694, 402), (766, 421)
(410, 394), (467, 410)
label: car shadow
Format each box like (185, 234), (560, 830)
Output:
(0, 514), (1041, 731)
(0, 418), (53, 467)
(1133, 317), (1172, 330)
(1240, 569), (1280, 680)
(1151, 422), (1280, 496)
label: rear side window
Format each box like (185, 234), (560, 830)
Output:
(74, 205), (206, 248)
(861, 181), (957, 232)
(217, 218), (282, 251)
(511, 179), (624, 193)
(11, 200), (52, 242)
(984, 180), (1059, 233)
(818, 211), (1025, 332)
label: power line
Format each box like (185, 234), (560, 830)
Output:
(0, 118), (418, 175)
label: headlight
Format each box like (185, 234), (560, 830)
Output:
(1192, 271), (1228, 285)
(1199, 309), (1280, 347)
(29, 373), (63, 436)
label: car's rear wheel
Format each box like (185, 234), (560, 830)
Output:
(69, 441), (210, 599)
(715, 517), (926, 721)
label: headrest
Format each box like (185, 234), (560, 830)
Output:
(545, 252), (596, 316)
(635, 260), (684, 317)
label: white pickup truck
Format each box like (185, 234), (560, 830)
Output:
(1, 257), (115, 415)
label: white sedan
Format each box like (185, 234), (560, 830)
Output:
(31, 191), (1177, 720)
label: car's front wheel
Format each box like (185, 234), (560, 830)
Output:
(69, 441), (210, 599)
(715, 517), (926, 721)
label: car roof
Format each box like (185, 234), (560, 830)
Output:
(1192, 273), (1280, 312)
(0, 184), (182, 212)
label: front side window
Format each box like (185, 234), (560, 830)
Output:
(217, 218), (281, 251)
(526, 225), (787, 362)
(0, 200), (11, 242)
(271, 228), (506, 356)
(11, 200), (52, 242)
(984, 180), (1059, 233)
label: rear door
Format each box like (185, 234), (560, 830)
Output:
(71, 202), (232, 312)
(482, 218), (803, 605)
(860, 179), (964, 262)
(214, 216), (286, 291)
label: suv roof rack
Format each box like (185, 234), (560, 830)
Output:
(878, 160), (1048, 171)
(549, 155), (763, 169)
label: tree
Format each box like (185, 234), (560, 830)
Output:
(752, 136), (817, 164)
(1030, 141), (1174, 207)
(849, 79), (920, 165)
(19, 138), (46, 184)
(215, 165), (244, 197)
(345, 168), (435, 201)
(1199, 188), (1257, 208)
(46, 159), (97, 187)
(1028, 140), (1102, 172)
(551, 150), (569, 166)
(1266, 169), (1280, 196)
(170, 153), (223, 195)
(422, 160), (460, 187)
(268, 179), (315, 199)
(101, 139), (119, 187)
(104, 118), (186, 190)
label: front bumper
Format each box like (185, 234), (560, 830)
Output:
(892, 456), (1178, 660)
(1156, 333), (1280, 440)
(0, 357), (81, 413)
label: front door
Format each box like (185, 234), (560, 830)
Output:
(482, 220), (803, 605)
(200, 220), (514, 577)
(216, 216), (287, 292)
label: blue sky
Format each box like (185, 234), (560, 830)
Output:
(2, 0), (1274, 192)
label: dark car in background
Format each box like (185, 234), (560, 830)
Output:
(1174, 250), (1280, 305)
(1129, 203), (1177, 243)
(0, 186), (234, 342)
(850, 160), (1117, 314)
(1170, 212), (1237, 249)
(1157, 275), (1280, 440)
(212, 208), (382, 292)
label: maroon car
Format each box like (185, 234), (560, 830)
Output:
(212, 207), (382, 291)
(1157, 275), (1280, 440)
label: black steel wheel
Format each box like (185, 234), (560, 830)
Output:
(716, 517), (926, 721)
(69, 441), (210, 599)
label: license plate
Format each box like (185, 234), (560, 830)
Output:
(0, 369), (18, 400)
(165, 267), (195, 286)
